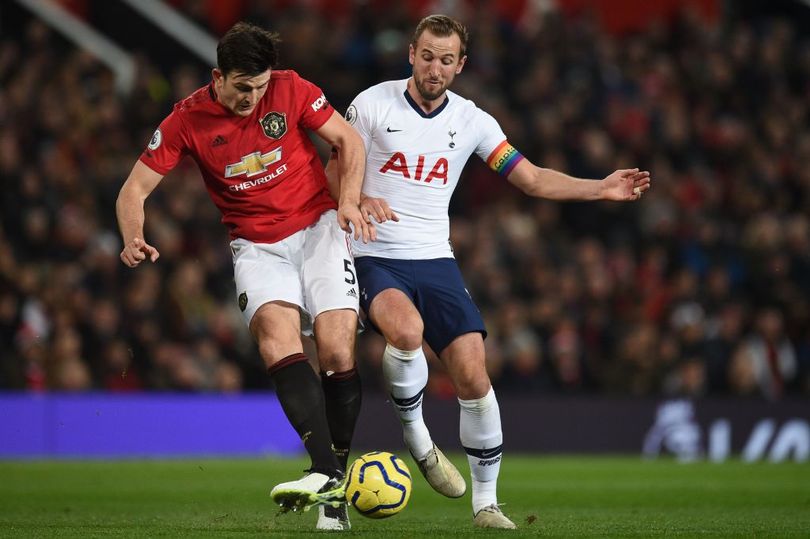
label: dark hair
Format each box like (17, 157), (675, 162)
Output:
(412, 14), (469, 57)
(217, 21), (281, 77)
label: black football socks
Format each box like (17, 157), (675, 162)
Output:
(269, 353), (340, 476)
(321, 367), (362, 471)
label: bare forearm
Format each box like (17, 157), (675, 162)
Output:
(336, 144), (365, 206)
(508, 158), (650, 202)
(115, 184), (146, 243)
(526, 167), (603, 201)
(324, 153), (341, 203)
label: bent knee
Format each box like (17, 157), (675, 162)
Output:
(385, 321), (424, 351)
(451, 363), (491, 400)
(318, 346), (355, 373)
(385, 330), (422, 350)
(456, 379), (492, 400)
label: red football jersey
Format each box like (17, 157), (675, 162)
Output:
(139, 70), (337, 243)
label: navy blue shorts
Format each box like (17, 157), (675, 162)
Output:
(355, 257), (486, 355)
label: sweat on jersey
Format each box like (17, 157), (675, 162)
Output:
(139, 70), (336, 243)
(345, 78), (523, 259)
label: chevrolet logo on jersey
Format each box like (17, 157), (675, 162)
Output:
(225, 149), (282, 178)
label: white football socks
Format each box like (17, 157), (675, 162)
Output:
(382, 344), (433, 459)
(459, 387), (503, 513)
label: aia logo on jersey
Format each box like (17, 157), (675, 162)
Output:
(260, 112), (287, 139)
(380, 152), (448, 185)
(225, 148), (283, 178)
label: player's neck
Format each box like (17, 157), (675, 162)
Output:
(406, 78), (445, 115)
(209, 84), (229, 113)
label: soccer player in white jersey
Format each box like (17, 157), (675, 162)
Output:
(329, 14), (651, 529)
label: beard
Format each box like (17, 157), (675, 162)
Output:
(414, 75), (447, 101)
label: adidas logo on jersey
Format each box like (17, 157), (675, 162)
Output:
(346, 288), (357, 298)
(212, 135), (227, 147)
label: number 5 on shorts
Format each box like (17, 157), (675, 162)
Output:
(344, 259), (356, 285)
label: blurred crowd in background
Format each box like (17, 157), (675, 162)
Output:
(1, 1), (808, 399)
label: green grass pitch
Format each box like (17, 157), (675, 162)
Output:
(1, 455), (808, 537)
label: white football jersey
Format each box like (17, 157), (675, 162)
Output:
(347, 79), (511, 259)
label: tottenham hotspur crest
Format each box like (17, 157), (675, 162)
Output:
(260, 112), (287, 139)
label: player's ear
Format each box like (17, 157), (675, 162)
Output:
(212, 68), (224, 85)
(456, 55), (467, 75)
(408, 43), (415, 66)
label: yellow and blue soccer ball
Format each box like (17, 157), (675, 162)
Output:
(345, 451), (412, 518)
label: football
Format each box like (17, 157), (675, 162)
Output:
(345, 451), (412, 518)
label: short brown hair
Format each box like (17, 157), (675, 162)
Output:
(412, 15), (469, 57)
(217, 21), (281, 77)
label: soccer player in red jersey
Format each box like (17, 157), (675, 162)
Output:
(116, 22), (368, 530)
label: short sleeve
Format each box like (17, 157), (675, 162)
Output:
(293, 72), (334, 131)
(474, 108), (526, 176)
(344, 91), (374, 156)
(473, 109), (508, 162)
(139, 110), (188, 175)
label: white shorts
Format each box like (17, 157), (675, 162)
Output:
(231, 210), (359, 335)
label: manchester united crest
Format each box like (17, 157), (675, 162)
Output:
(260, 112), (287, 139)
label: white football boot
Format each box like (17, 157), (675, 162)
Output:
(412, 443), (466, 498)
(316, 502), (351, 530)
(473, 504), (516, 529)
(270, 471), (345, 513)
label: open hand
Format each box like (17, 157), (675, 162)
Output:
(360, 196), (399, 225)
(601, 168), (652, 201)
(338, 203), (373, 243)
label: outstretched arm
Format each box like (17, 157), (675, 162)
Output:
(506, 159), (651, 201)
(116, 160), (164, 267)
(315, 110), (371, 242)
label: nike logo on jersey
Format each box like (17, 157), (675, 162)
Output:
(386, 127), (402, 132)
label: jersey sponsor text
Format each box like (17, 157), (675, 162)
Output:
(311, 94), (328, 111)
(229, 164), (288, 191)
(380, 152), (449, 185)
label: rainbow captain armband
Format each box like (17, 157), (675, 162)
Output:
(486, 141), (524, 176)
